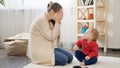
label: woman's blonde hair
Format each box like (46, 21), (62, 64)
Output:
(47, 1), (62, 13)
(47, 1), (54, 9)
(90, 28), (99, 40)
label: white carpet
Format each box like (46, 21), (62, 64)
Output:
(23, 56), (120, 68)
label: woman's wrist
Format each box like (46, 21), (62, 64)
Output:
(56, 20), (61, 24)
(56, 20), (60, 23)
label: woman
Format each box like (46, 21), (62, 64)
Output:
(27, 2), (73, 66)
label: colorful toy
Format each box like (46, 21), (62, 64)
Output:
(88, 13), (94, 20)
(81, 22), (89, 34)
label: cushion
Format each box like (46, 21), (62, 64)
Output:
(4, 40), (28, 56)
(4, 33), (29, 56)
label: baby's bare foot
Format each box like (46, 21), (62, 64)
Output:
(80, 62), (85, 66)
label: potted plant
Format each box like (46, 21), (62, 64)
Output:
(0, 0), (5, 7)
(0, 0), (5, 48)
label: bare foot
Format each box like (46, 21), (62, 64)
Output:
(80, 62), (85, 66)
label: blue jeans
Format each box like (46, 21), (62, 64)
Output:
(75, 50), (97, 65)
(54, 48), (73, 66)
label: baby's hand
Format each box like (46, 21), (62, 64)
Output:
(73, 45), (79, 51)
(85, 56), (90, 60)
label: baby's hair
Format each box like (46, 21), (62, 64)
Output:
(90, 28), (99, 40)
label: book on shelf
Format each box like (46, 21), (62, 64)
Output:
(80, 0), (94, 6)
(85, 0), (90, 6)
(88, 0), (94, 5)
(80, 0), (86, 6)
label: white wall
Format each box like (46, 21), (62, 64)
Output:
(107, 0), (120, 49)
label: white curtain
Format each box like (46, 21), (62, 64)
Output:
(0, 9), (44, 41)
(0, 0), (76, 49)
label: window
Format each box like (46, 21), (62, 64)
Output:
(23, 0), (51, 9)
(23, 0), (75, 9)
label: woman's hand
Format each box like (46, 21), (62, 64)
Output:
(54, 9), (63, 23)
(73, 45), (79, 51)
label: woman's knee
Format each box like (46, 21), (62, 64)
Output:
(55, 48), (73, 63)
(68, 54), (73, 63)
(60, 59), (68, 65)
(55, 51), (68, 65)
(56, 55), (68, 65)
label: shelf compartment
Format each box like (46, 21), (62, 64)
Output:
(77, 22), (94, 35)
(95, 21), (106, 35)
(77, 8), (94, 20)
(96, 0), (105, 8)
(96, 8), (106, 21)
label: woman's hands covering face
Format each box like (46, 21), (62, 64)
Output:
(53, 9), (63, 23)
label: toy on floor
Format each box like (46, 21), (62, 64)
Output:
(73, 65), (81, 68)
(73, 65), (88, 68)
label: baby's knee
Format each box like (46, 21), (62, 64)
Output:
(75, 50), (82, 55)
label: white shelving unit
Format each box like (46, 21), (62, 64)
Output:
(76, 0), (107, 53)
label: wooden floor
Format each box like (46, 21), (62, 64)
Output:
(0, 49), (30, 68)
(0, 48), (120, 68)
